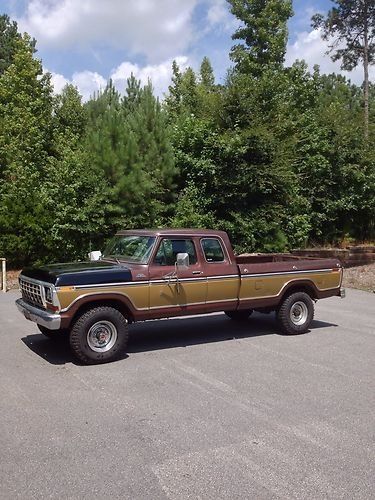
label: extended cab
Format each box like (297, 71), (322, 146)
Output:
(16, 229), (345, 364)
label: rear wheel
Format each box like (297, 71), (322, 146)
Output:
(276, 292), (314, 335)
(225, 309), (253, 321)
(69, 306), (129, 364)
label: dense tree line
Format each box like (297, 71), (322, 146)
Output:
(0, 1), (374, 267)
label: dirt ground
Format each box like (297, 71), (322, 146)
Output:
(5, 270), (20, 290)
(5, 263), (375, 293)
(342, 263), (375, 292)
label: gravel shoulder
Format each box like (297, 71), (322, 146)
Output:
(342, 263), (375, 292)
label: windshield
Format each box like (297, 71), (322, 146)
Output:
(103, 235), (156, 264)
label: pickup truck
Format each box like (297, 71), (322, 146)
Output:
(16, 229), (345, 364)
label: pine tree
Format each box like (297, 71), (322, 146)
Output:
(86, 78), (177, 229)
(164, 60), (183, 115)
(85, 80), (120, 129)
(312, 0), (375, 139)
(180, 67), (199, 114)
(200, 56), (215, 88)
(123, 82), (177, 224)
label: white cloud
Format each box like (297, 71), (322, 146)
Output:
(111, 56), (190, 97)
(286, 28), (375, 85)
(71, 71), (107, 100)
(48, 56), (191, 101)
(206, 0), (238, 32)
(17, 0), (198, 62)
(49, 71), (69, 94)
(48, 69), (106, 101)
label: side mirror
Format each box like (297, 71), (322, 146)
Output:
(176, 252), (189, 270)
(88, 250), (102, 261)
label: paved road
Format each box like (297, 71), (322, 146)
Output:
(0, 289), (374, 499)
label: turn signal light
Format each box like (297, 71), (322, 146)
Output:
(46, 304), (59, 312)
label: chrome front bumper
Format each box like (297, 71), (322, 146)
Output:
(16, 298), (61, 330)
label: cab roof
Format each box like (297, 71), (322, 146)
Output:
(116, 228), (228, 238)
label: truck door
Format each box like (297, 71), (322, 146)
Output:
(148, 237), (207, 315)
(200, 237), (240, 311)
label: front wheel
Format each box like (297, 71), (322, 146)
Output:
(69, 306), (129, 364)
(276, 292), (314, 335)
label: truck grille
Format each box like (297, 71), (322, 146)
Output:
(19, 278), (44, 308)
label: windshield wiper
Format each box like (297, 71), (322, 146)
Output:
(102, 255), (126, 267)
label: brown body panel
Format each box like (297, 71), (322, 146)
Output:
(18, 229), (344, 330)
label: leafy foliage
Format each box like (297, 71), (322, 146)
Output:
(0, 14), (24, 75)
(312, 0), (375, 71)
(312, 0), (375, 138)
(85, 76), (177, 229)
(0, 7), (374, 268)
(228, 0), (293, 75)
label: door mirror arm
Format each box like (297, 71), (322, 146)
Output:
(161, 253), (189, 293)
(175, 253), (190, 293)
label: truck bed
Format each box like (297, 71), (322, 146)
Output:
(236, 253), (340, 275)
(236, 253), (317, 264)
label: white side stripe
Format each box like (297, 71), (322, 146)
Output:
(70, 268), (335, 289)
(241, 268), (333, 279)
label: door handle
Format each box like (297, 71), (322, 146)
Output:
(192, 271), (203, 275)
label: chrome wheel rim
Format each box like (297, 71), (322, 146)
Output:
(290, 301), (308, 326)
(87, 321), (118, 352)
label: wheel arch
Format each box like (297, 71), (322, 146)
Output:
(280, 279), (319, 302)
(60, 293), (137, 329)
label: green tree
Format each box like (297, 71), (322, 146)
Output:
(228, 0), (293, 75)
(165, 63), (200, 116)
(122, 81), (177, 225)
(53, 84), (87, 139)
(0, 14), (24, 75)
(40, 145), (115, 263)
(40, 84), (115, 261)
(199, 56), (215, 88)
(312, 0), (375, 139)
(164, 60), (183, 116)
(86, 78), (177, 229)
(0, 34), (53, 265)
(180, 67), (199, 114)
(86, 79), (120, 128)
(0, 34), (51, 174)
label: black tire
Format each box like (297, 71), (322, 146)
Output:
(276, 292), (314, 335)
(38, 324), (68, 339)
(225, 309), (253, 321)
(69, 306), (129, 365)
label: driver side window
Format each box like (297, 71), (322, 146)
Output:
(154, 239), (197, 266)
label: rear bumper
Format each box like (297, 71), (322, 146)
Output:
(16, 298), (61, 330)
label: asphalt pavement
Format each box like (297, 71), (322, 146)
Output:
(0, 288), (374, 499)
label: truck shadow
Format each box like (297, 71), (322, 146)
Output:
(21, 313), (337, 366)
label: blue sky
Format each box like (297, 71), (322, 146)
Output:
(0, 0), (370, 100)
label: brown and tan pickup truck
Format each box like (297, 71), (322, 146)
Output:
(16, 229), (345, 364)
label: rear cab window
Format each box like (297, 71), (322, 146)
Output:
(201, 238), (226, 263)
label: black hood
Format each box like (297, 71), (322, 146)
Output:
(21, 261), (132, 287)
